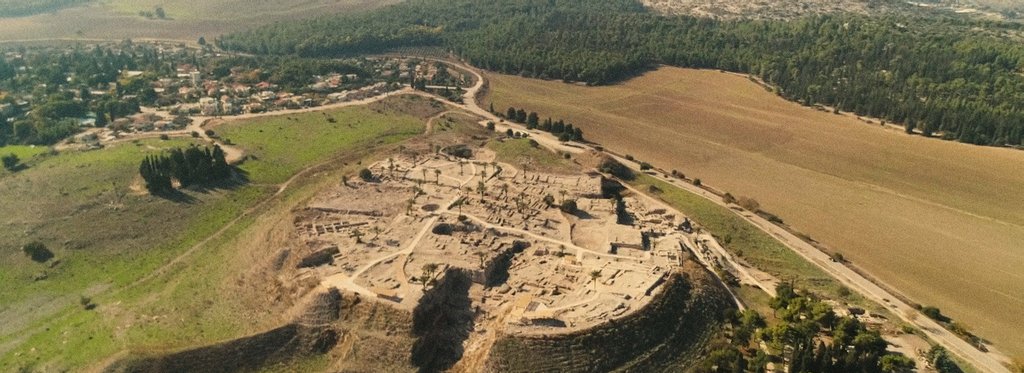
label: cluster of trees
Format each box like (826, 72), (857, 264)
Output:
(703, 283), (922, 373)
(138, 145), (231, 193)
(0, 0), (86, 17)
(208, 55), (367, 91)
(503, 106), (583, 141)
(2, 153), (19, 171)
(219, 0), (1024, 147)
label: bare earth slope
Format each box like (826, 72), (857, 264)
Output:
(487, 67), (1024, 358)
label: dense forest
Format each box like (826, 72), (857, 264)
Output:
(218, 0), (1024, 147)
(0, 0), (87, 17)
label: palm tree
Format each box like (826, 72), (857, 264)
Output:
(388, 158), (395, 175)
(351, 229), (365, 244)
(371, 226), (382, 240)
(421, 263), (439, 289)
(500, 184), (509, 197)
(435, 169), (441, 184)
(477, 181), (486, 195)
(589, 270), (602, 291)
(459, 161), (465, 175)
(559, 190), (567, 204)
(421, 168), (428, 182)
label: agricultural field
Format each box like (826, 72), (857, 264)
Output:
(0, 0), (397, 43)
(0, 96), (432, 371)
(486, 67), (1024, 358)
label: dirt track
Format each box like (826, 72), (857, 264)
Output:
(463, 66), (1015, 372)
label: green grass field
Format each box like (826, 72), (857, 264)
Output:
(0, 145), (50, 163)
(629, 174), (855, 301)
(0, 96), (432, 371)
(218, 104), (426, 185)
(487, 138), (578, 174)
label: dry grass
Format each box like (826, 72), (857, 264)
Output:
(487, 67), (1024, 357)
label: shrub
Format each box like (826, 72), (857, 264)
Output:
(22, 242), (54, 263)
(560, 199), (578, 214)
(639, 162), (652, 171)
(738, 197), (760, 212)
(832, 252), (846, 263)
(159, 134), (170, 140)
(921, 306), (949, 322)
(722, 193), (737, 204)
(486, 122), (496, 131)
(191, 131), (200, 138)
(80, 296), (96, 310)
(836, 286), (852, 298)
(2, 153), (20, 171)
(204, 129), (216, 137)
(358, 168), (375, 182)
(693, 178), (702, 187)
(443, 144), (473, 158)
(598, 157), (635, 180)
(432, 223), (455, 235)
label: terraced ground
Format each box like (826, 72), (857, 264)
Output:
(485, 67), (1024, 359)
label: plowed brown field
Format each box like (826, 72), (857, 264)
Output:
(487, 67), (1024, 358)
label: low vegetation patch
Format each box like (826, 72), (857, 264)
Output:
(629, 174), (848, 300)
(217, 102), (426, 184)
(487, 138), (577, 174)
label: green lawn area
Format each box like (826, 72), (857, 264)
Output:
(629, 174), (854, 301)
(0, 97), (432, 371)
(219, 105), (425, 185)
(0, 144), (51, 174)
(0, 144), (50, 161)
(487, 138), (578, 174)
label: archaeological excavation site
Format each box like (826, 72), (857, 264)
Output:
(103, 132), (736, 372)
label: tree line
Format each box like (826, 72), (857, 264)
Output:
(217, 0), (1024, 147)
(502, 106), (584, 142)
(138, 145), (231, 194)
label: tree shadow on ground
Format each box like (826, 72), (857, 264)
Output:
(153, 167), (251, 204)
